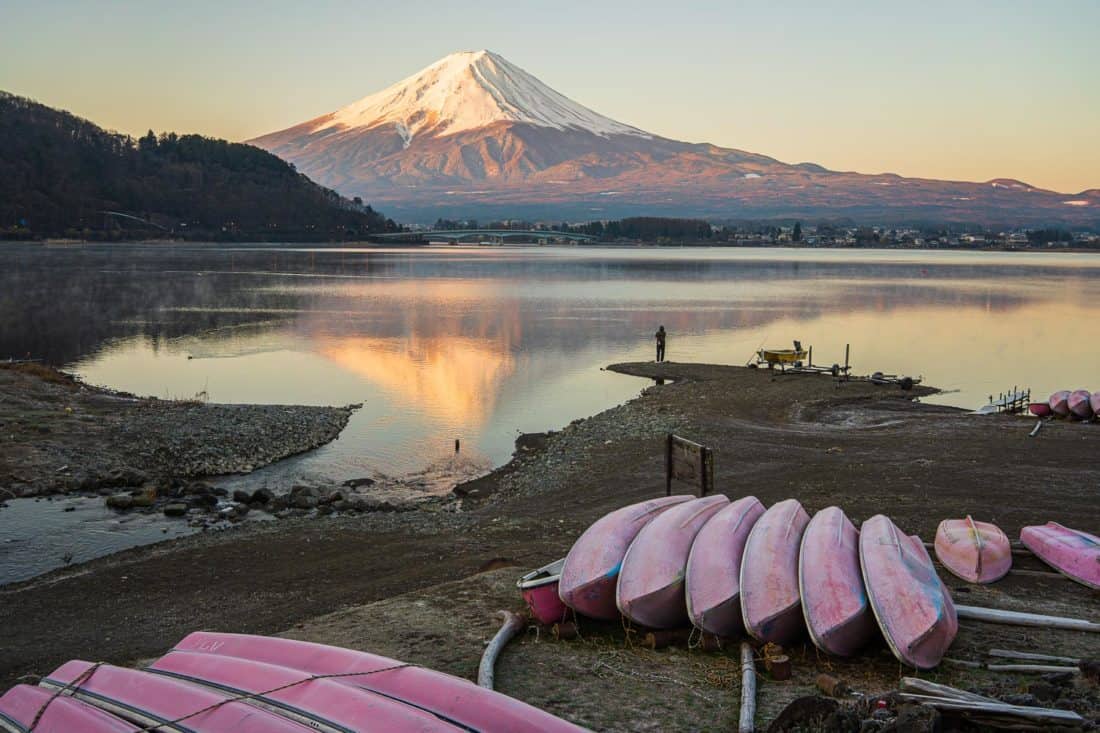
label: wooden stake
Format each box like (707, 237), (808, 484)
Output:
(988, 649), (1080, 664)
(738, 642), (756, 733)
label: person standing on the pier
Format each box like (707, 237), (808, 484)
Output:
(655, 325), (666, 362)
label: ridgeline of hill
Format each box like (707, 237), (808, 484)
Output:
(0, 91), (398, 241)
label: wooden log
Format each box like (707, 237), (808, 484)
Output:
(956, 604), (1100, 633)
(988, 649), (1080, 664)
(738, 642), (756, 733)
(898, 693), (1084, 726)
(478, 610), (526, 690)
(900, 677), (995, 703)
(987, 663), (1078, 674)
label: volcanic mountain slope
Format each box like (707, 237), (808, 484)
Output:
(249, 50), (1098, 225)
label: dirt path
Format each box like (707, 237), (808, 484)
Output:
(2, 362), (1098, 728)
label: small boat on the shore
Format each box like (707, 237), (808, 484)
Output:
(740, 498), (810, 644)
(934, 516), (1011, 584)
(799, 507), (875, 656)
(558, 490), (686, 616)
(517, 558), (567, 625)
(684, 495), (766, 636)
(0, 684), (135, 733)
(1028, 402), (1053, 417)
(559, 495), (693, 620)
(1049, 390), (1071, 417)
(149, 650), (464, 732)
(1020, 522), (1100, 590)
(1093, 391), (1100, 416)
(172, 632), (588, 732)
(617, 495), (730, 628)
(41, 660), (314, 732)
(1068, 389), (1094, 419)
(860, 515), (957, 669)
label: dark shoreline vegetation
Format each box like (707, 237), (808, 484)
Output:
(0, 91), (399, 241)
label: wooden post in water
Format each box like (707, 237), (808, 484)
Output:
(455, 438), (460, 454)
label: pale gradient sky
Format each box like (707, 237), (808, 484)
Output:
(2, 1), (1098, 192)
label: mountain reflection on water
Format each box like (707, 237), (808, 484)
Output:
(3, 243), (1100, 482)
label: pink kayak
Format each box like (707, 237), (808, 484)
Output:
(559, 495), (693, 619)
(934, 516), (1011, 584)
(798, 507), (876, 656)
(149, 650), (463, 732)
(860, 516), (957, 669)
(0, 684), (134, 733)
(1049, 390), (1071, 417)
(41, 660), (315, 732)
(740, 498), (811, 644)
(1068, 389), (1094, 419)
(684, 496), (766, 636)
(1028, 402), (1052, 417)
(171, 632), (589, 733)
(617, 495), (730, 628)
(1020, 522), (1100, 590)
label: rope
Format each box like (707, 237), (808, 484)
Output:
(29, 662), (104, 731)
(37, 662), (413, 732)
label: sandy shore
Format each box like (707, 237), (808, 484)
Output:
(2, 362), (1098, 728)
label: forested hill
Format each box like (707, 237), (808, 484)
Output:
(0, 92), (398, 240)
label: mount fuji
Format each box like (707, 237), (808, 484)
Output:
(249, 50), (1097, 225)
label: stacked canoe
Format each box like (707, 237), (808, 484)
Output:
(558, 495), (958, 669)
(1034, 389), (1099, 419)
(0, 633), (587, 733)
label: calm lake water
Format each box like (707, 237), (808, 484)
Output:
(3, 242), (1100, 582)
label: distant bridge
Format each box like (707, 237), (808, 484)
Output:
(371, 229), (597, 244)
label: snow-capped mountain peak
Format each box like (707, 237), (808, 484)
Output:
(312, 50), (649, 143)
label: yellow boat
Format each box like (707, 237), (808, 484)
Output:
(757, 345), (807, 367)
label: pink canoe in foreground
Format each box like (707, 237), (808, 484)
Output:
(934, 516), (1011, 584)
(860, 516), (957, 669)
(740, 498), (811, 644)
(1049, 390), (1071, 417)
(1068, 390), (1094, 419)
(559, 495), (693, 620)
(685, 496), (766, 636)
(617, 495), (730, 628)
(148, 650), (464, 732)
(0, 685), (134, 733)
(171, 632), (589, 733)
(42, 660), (314, 732)
(799, 507), (876, 656)
(1021, 522), (1100, 590)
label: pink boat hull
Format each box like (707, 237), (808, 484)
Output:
(171, 632), (588, 732)
(1068, 390), (1094, 419)
(148, 650), (463, 732)
(1028, 402), (1052, 417)
(42, 660), (314, 732)
(1049, 390), (1071, 417)
(860, 516), (957, 669)
(1092, 391), (1100, 416)
(684, 496), (766, 636)
(740, 498), (811, 644)
(1021, 522), (1100, 590)
(934, 516), (1011, 584)
(798, 507), (876, 656)
(617, 495), (730, 628)
(0, 685), (135, 733)
(559, 495), (693, 620)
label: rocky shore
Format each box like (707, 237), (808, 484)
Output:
(0, 363), (356, 500)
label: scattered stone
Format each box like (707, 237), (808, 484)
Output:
(232, 490), (251, 504)
(163, 503), (188, 517)
(343, 477), (375, 488)
(105, 494), (132, 510)
(250, 488), (274, 504)
(292, 494), (318, 510)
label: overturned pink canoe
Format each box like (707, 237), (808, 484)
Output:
(1068, 390), (1094, 419)
(1021, 522), (1100, 590)
(934, 516), (1011, 584)
(799, 507), (876, 656)
(171, 632), (588, 732)
(1028, 402), (1052, 417)
(740, 498), (811, 644)
(41, 660), (315, 732)
(1049, 390), (1071, 417)
(617, 494), (730, 628)
(684, 496), (766, 636)
(559, 495), (693, 620)
(0, 685), (135, 733)
(148, 650), (464, 732)
(860, 516), (957, 669)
